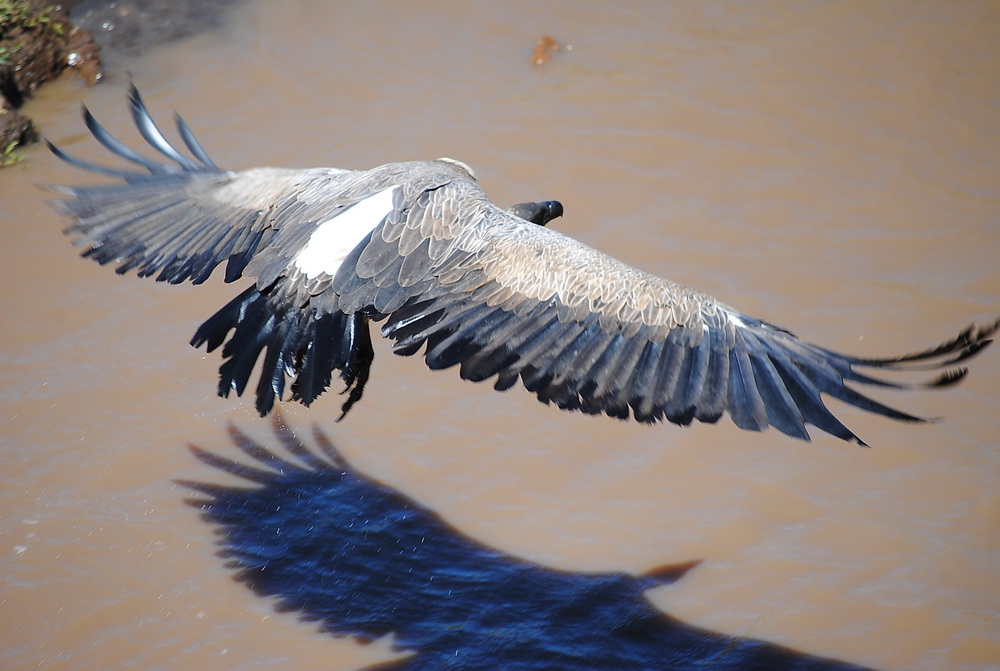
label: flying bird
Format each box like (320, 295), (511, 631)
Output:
(49, 86), (997, 444)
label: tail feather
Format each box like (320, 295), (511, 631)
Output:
(191, 284), (373, 417)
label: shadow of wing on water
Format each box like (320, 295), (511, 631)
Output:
(180, 417), (876, 671)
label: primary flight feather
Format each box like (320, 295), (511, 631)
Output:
(49, 86), (997, 444)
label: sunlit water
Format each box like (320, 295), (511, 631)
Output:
(1, 2), (998, 670)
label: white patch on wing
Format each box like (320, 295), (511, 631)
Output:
(293, 186), (398, 278)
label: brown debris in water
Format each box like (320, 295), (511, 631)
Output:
(531, 35), (562, 67)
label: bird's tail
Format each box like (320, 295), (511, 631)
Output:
(190, 283), (373, 417)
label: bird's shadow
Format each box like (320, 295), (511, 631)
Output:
(179, 417), (876, 671)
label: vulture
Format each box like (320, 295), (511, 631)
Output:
(49, 86), (998, 444)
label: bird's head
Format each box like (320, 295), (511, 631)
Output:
(507, 200), (564, 227)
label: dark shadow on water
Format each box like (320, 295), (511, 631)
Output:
(180, 418), (876, 671)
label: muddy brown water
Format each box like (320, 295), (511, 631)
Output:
(2, 2), (998, 669)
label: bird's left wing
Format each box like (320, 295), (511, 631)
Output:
(335, 179), (996, 443)
(49, 85), (386, 287)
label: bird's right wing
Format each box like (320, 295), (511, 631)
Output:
(334, 179), (997, 444)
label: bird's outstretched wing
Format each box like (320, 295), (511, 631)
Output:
(49, 85), (417, 288)
(335, 180), (998, 444)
